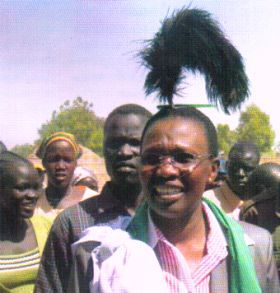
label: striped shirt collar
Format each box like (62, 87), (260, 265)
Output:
(147, 202), (228, 292)
(148, 202), (228, 250)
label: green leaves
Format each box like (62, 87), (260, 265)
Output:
(11, 144), (35, 158)
(217, 124), (236, 155)
(37, 97), (105, 156)
(217, 104), (275, 154)
(236, 104), (275, 153)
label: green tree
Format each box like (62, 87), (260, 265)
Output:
(37, 97), (105, 156)
(235, 104), (275, 153)
(216, 124), (236, 154)
(11, 143), (35, 158)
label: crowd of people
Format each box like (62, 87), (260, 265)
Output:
(0, 103), (279, 292)
(1, 6), (280, 293)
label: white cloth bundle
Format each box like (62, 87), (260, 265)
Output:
(72, 216), (169, 293)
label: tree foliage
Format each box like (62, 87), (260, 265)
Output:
(217, 124), (236, 154)
(11, 143), (35, 158)
(37, 97), (105, 156)
(216, 104), (275, 154)
(235, 104), (275, 153)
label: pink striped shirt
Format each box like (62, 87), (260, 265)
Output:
(148, 203), (228, 293)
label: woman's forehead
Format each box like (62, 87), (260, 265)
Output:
(46, 140), (74, 153)
(144, 117), (206, 138)
(1, 163), (34, 182)
(142, 117), (208, 151)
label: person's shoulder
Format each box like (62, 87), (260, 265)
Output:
(238, 221), (271, 246)
(50, 195), (100, 235)
(31, 214), (53, 230)
(239, 221), (280, 292)
(239, 221), (270, 236)
(203, 187), (219, 198)
(59, 194), (100, 220)
(203, 187), (222, 206)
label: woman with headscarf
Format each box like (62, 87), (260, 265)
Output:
(0, 151), (51, 292)
(35, 132), (98, 219)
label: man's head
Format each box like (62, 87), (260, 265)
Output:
(242, 163), (280, 219)
(246, 162), (280, 199)
(103, 104), (152, 188)
(227, 141), (260, 197)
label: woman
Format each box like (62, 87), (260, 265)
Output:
(71, 107), (279, 292)
(0, 151), (51, 292)
(35, 132), (98, 218)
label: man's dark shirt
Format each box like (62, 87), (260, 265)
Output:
(35, 182), (130, 293)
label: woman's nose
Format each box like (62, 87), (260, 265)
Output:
(56, 159), (66, 169)
(27, 189), (39, 199)
(155, 159), (179, 178)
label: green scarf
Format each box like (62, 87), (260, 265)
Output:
(127, 199), (261, 293)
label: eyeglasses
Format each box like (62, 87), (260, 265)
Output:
(141, 152), (213, 170)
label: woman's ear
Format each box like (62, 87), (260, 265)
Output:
(209, 158), (219, 181)
(205, 159), (219, 190)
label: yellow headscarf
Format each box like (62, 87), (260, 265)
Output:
(36, 132), (81, 159)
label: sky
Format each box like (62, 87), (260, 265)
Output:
(1, 0), (280, 148)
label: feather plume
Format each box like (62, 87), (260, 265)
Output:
(140, 8), (249, 113)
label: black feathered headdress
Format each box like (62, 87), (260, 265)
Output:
(140, 8), (249, 114)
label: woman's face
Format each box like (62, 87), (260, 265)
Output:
(43, 140), (77, 188)
(0, 163), (40, 219)
(140, 117), (218, 220)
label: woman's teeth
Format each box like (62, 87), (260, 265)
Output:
(155, 186), (183, 195)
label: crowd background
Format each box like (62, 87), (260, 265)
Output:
(7, 97), (280, 185)
(1, 1), (280, 292)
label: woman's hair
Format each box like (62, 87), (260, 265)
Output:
(0, 151), (33, 182)
(141, 106), (218, 157)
